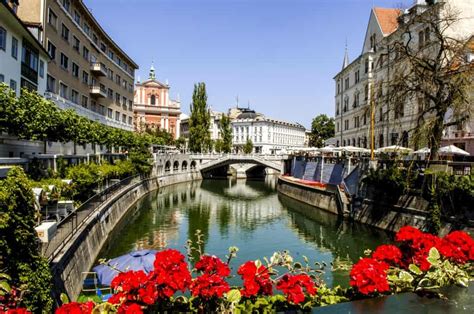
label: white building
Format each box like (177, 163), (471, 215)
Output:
(231, 108), (305, 154)
(334, 0), (474, 152)
(180, 109), (224, 141)
(0, 0), (49, 94)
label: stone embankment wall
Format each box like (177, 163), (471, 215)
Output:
(51, 171), (202, 301)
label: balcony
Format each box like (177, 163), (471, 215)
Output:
(89, 84), (107, 98)
(90, 62), (107, 76)
(44, 92), (133, 131)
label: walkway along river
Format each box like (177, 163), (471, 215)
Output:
(96, 177), (390, 288)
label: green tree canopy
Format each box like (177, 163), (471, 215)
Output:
(219, 114), (232, 153)
(188, 83), (211, 153)
(243, 137), (253, 154)
(309, 114), (335, 147)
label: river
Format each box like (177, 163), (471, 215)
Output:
(97, 177), (390, 288)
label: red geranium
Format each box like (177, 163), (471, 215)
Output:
(109, 270), (156, 305)
(276, 274), (317, 304)
(349, 258), (390, 295)
(55, 301), (94, 314)
(395, 226), (423, 243)
(189, 274), (230, 299)
(117, 302), (143, 314)
(150, 249), (192, 298)
(372, 245), (402, 266)
(2, 309), (31, 314)
(438, 231), (474, 264)
(195, 255), (231, 277)
(237, 261), (273, 297)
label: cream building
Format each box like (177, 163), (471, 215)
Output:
(334, 0), (474, 152)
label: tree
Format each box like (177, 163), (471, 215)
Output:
(214, 139), (224, 153)
(309, 114), (335, 147)
(188, 83), (211, 153)
(384, 2), (473, 159)
(0, 167), (53, 312)
(219, 114), (233, 153)
(243, 137), (253, 154)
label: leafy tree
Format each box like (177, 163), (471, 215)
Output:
(243, 137), (254, 154)
(188, 83), (211, 153)
(309, 114), (335, 147)
(0, 167), (53, 312)
(128, 147), (153, 175)
(219, 114), (233, 153)
(214, 139), (223, 153)
(384, 2), (473, 159)
(175, 137), (186, 150)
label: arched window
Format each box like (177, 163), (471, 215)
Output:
(150, 95), (156, 105)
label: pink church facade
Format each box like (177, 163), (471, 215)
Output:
(133, 65), (181, 139)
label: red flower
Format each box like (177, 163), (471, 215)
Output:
(276, 274), (317, 305)
(349, 258), (390, 295)
(438, 231), (474, 264)
(372, 245), (402, 266)
(195, 255), (231, 277)
(237, 261), (273, 297)
(151, 249), (192, 298)
(111, 270), (148, 293)
(117, 303), (143, 314)
(55, 301), (94, 314)
(395, 226), (422, 243)
(189, 274), (230, 299)
(3, 309), (31, 314)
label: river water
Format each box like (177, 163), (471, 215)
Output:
(97, 177), (390, 287)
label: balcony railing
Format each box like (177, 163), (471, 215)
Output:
(89, 84), (107, 98)
(44, 92), (133, 131)
(90, 62), (107, 76)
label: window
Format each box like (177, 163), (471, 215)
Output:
(115, 74), (121, 85)
(370, 33), (377, 52)
(48, 8), (57, 28)
(379, 107), (383, 122)
(150, 95), (156, 105)
(82, 46), (89, 61)
(61, 24), (69, 42)
(354, 116), (360, 128)
(364, 84), (368, 101)
(107, 88), (113, 99)
(83, 23), (90, 36)
(364, 58), (369, 73)
(122, 114), (126, 123)
(122, 96), (127, 106)
(82, 71), (89, 84)
(59, 83), (68, 99)
(0, 27), (6, 51)
(108, 69), (113, 80)
(47, 41), (56, 59)
(108, 50), (114, 60)
(128, 116), (133, 125)
(81, 95), (88, 108)
(128, 100), (133, 111)
(107, 108), (113, 118)
(92, 33), (98, 44)
(72, 62), (79, 77)
(62, 0), (70, 12)
(74, 10), (81, 24)
(73, 36), (80, 51)
(354, 70), (360, 84)
(60, 53), (68, 70)
(128, 83), (133, 93)
(10, 80), (17, 93)
(21, 42), (39, 73)
(122, 80), (127, 89)
(47, 75), (55, 92)
(39, 60), (44, 78)
(11, 37), (18, 59)
(100, 42), (106, 52)
(71, 89), (79, 104)
(344, 77), (349, 90)
(115, 111), (120, 121)
(115, 92), (120, 104)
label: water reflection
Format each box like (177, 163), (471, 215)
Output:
(98, 177), (389, 287)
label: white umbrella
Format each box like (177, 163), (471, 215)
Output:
(412, 147), (430, 154)
(439, 145), (470, 156)
(338, 146), (367, 153)
(319, 145), (336, 153)
(376, 145), (413, 154)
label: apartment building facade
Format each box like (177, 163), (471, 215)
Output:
(334, 0), (474, 152)
(0, 0), (49, 95)
(17, 0), (138, 131)
(133, 65), (182, 139)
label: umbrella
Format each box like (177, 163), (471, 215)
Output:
(319, 145), (336, 153)
(93, 250), (157, 286)
(376, 145), (413, 154)
(439, 145), (470, 156)
(412, 147), (430, 154)
(336, 146), (367, 153)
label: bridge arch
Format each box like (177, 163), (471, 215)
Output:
(173, 161), (180, 172)
(165, 161), (171, 173)
(182, 160), (188, 171)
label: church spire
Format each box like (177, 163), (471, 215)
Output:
(342, 41), (349, 69)
(149, 61), (156, 80)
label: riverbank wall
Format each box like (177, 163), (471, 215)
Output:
(50, 171), (202, 302)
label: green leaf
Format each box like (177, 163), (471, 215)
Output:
(226, 289), (241, 303)
(60, 293), (69, 305)
(399, 270), (414, 283)
(456, 277), (469, 288)
(428, 247), (440, 260)
(0, 281), (11, 293)
(409, 264), (423, 275)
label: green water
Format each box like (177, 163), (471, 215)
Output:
(97, 177), (390, 287)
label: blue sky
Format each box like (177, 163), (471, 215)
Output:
(86, 0), (411, 128)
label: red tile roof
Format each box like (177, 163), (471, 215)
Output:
(374, 8), (402, 35)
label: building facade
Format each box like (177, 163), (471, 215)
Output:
(334, 0), (474, 152)
(133, 65), (181, 139)
(17, 0), (138, 131)
(231, 108), (305, 154)
(0, 0), (49, 95)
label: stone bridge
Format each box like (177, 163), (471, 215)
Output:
(153, 153), (288, 178)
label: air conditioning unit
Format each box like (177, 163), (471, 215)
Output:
(35, 221), (58, 243)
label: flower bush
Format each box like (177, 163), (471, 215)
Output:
(3, 227), (471, 313)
